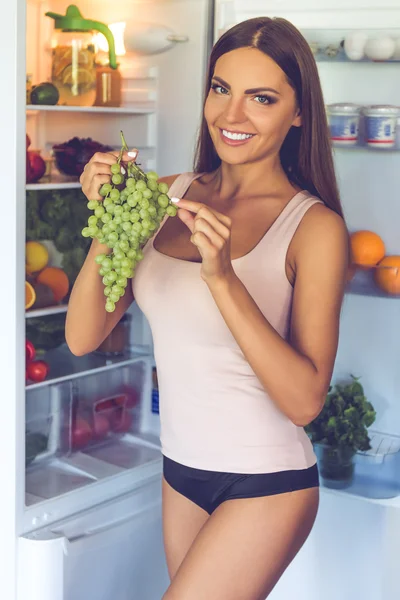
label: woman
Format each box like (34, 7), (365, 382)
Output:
(67, 17), (348, 600)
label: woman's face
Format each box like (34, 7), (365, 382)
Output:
(204, 47), (301, 165)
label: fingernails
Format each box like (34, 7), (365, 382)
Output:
(128, 150), (138, 158)
(120, 166), (126, 174)
(171, 197), (180, 203)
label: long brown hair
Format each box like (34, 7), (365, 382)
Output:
(194, 17), (344, 218)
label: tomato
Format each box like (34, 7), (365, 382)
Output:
(114, 390), (139, 409)
(95, 398), (115, 413)
(25, 340), (36, 363)
(71, 416), (93, 450)
(26, 360), (49, 382)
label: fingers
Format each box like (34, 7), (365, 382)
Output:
(80, 148), (139, 201)
(174, 199), (232, 228)
(177, 208), (195, 233)
(178, 205), (230, 240)
(192, 217), (226, 249)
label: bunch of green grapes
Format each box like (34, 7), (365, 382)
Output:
(82, 133), (177, 313)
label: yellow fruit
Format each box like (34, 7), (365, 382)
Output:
(26, 241), (49, 274)
(25, 281), (36, 310)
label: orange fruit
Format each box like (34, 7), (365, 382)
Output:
(374, 256), (400, 295)
(350, 230), (385, 267)
(25, 281), (36, 309)
(36, 267), (69, 303)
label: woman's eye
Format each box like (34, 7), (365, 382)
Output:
(211, 84), (228, 95)
(254, 95), (271, 105)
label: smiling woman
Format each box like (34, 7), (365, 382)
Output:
(72, 15), (348, 600)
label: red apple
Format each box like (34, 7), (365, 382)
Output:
(71, 416), (93, 450)
(92, 413), (111, 440)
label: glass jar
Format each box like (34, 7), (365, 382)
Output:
(96, 314), (132, 356)
(50, 30), (97, 106)
(94, 64), (122, 107)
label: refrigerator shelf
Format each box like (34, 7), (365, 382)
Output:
(26, 344), (151, 390)
(25, 304), (68, 318)
(315, 430), (400, 500)
(26, 102), (156, 115)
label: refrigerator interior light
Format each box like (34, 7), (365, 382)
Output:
(98, 21), (189, 56)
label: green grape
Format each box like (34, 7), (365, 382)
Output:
(129, 237), (140, 250)
(142, 188), (153, 199)
(114, 205), (123, 217)
(113, 216), (122, 225)
(132, 191), (143, 203)
(153, 191), (161, 201)
(102, 275), (110, 286)
(126, 177), (136, 189)
(87, 200), (98, 210)
(146, 171), (159, 180)
(111, 163), (121, 175)
(120, 232), (129, 241)
(139, 198), (150, 210)
(95, 254), (106, 265)
(113, 258), (121, 269)
(122, 222), (132, 233)
(100, 183), (112, 196)
(127, 194), (138, 208)
(141, 227), (150, 239)
(102, 257), (113, 270)
(106, 203), (115, 214)
(136, 180), (147, 192)
(104, 286), (112, 296)
(105, 299), (115, 313)
(108, 220), (117, 232)
(112, 173), (123, 185)
(114, 250), (125, 261)
(158, 182), (169, 194)
(122, 212), (131, 222)
(82, 227), (91, 237)
(97, 236), (106, 244)
(140, 208), (150, 220)
(88, 226), (99, 237)
(117, 276), (127, 288)
(95, 206), (105, 218)
(136, 249), (144, 261)
(158, 207), (167, 219)
(110, 188), (120, 202)
(111, 284), (123, 295)
(99, 267), (107, 276)
(107, 271), (118, 283)
(120, 258), (131, 269)
(157, 194), (169, 208)
(166, 205), (178, 217)
(120, 267), (132, 278)
(102, 224), (111, 236)
(88, 215), (98, 226)
(148, 220), (157, 231)
(132, 222), (142, 234)
(101, 213), (112, 224)
(109, 292), (120, 303)
(127, 248), (137, 259)
(148, 205), (157, 217)
(115, 268), (122, 275)
(119, 240), (129, 252)
(103, 197), (113, 207)
(130, 210), (140, 223)
(107, 232), (118, 245)
(147, 179), (158, 191)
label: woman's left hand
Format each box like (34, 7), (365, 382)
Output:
(173, 198), (235, 285)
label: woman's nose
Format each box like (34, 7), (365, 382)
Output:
(222, 97), (247, 124)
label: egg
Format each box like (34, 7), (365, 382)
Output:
(392, 38), (400, 60)
(364, 37), (395, 61)
(344, 31), (368, 61)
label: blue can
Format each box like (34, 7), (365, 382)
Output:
(327, 104), (362, 146)
(363, 105), (400, 149)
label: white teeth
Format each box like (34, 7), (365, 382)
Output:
(222, 129), (253, 141)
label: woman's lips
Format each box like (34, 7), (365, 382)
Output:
(218, 128), (255, 146)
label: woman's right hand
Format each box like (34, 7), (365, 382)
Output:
(80, 149), (138, 201)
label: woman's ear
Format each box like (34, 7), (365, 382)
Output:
(292, 110), (302, 128)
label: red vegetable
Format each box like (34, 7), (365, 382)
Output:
(25, 340), (36, 363)
(26, 151), (46, 183)
(114, 390), (139, 409)
(71, 416), (93, 450)
(26, 360), (49, 382)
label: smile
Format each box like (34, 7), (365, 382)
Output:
(219, 128), (255, 146)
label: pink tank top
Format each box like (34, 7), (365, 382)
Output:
(133, 172), (321, 474)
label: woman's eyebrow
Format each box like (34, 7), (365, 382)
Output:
(212, 75), (280, 95)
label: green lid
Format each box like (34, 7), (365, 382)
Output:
(45, 4), (117, 69)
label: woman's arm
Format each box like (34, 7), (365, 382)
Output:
(176, 199), (348, 427)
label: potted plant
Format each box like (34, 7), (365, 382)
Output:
(305, 376), (376, 488)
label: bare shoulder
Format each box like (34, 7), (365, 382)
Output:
(293, 202), (349, 266)
(157, 173), (181, 186)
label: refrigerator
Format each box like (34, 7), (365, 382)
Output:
(1, 0), (400, 598)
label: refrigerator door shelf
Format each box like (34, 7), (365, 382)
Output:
(23, 441), (162, 534)
(18, 477), (169, 600)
